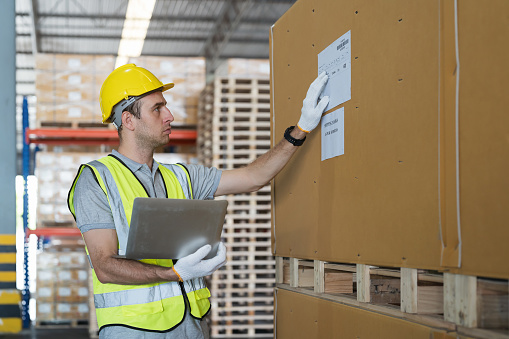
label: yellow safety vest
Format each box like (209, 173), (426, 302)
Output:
(68, 154), (211, 332)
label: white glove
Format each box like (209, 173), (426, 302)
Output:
(172, 242), (227, 281)
(297, 72), (330, 133)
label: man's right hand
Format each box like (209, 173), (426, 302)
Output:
(172, 242), (227, 281)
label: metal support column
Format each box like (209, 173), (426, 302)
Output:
(0, 2), (16, 233)
(0, 0), (22, 330)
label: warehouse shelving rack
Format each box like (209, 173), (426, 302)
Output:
(21, 96), (197, 328)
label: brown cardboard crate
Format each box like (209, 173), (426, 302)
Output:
(55, 285), (89, 303)
(36, 302), (55, 321)
(35, 54), (55, 71)
(55, 303), (89, 320)
(274, 289), (456, 339)
(35, 72), (54, 92)
(54, 88), (95, 103)
(270, 0), (509, 280)
(94, 55), (115, 73)
(54, 54), (95, 72)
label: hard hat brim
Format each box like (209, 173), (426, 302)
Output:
(161, 83), (174, 92)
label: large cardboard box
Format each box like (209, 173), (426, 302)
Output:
(275, 289), (457, 339)
(270, 0), (509, 279)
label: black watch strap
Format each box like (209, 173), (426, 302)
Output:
(284, 126), (306, 146)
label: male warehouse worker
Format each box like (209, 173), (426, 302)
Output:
(67, 64), (329, 339)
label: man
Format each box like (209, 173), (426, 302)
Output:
(68, 64), (328, 338)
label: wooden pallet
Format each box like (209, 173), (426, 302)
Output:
(276, 256), (509, 338)
(198, 76), (275, 338)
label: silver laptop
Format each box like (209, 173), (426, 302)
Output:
(115, 198), (228, 260)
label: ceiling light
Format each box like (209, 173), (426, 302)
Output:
(114, 0), (156, 69)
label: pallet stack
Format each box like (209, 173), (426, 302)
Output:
(198, 64), (274, 338)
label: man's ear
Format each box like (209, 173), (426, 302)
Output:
(122, 111), (135, 131)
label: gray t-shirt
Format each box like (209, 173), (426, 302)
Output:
(73, 149), (222, 233)
(72, 150), (221, 338)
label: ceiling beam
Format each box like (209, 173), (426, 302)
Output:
(203, 0), (255, 77)
(19, 48), (269, 59)
(16, 12), (278, 26)
(16, 33), (269, 45)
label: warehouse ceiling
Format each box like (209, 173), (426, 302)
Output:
(15, 0), (296, 96)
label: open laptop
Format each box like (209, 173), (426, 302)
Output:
(114, 198), (228, 260)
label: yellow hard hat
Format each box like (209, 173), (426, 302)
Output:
(99, 64), (174, 124)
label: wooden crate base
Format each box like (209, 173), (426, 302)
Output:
(276, 256), (509, 338)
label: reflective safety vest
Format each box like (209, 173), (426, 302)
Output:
(67, 154), (211, 332)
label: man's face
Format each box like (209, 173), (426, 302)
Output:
(133, 91), (174, 149)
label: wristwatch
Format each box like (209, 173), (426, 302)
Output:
(284, 126), (306, 146)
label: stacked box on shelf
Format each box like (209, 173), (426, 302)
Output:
(35, 54), (115, 127)
(35, 55), (205, 127)
(198, 70), (274, 338)
(36, 152), (109, 227)
(127, 56), (205, 126)
(36, 251), (90, 323)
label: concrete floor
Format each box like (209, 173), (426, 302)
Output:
(2, 328), (92, 339)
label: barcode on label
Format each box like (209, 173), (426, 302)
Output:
(336, 39), (349, 51)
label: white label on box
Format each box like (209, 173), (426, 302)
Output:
(78, 270), (87, 280)
(78, 287), (88, 296)
(58, 271), (72, 280)
(39, 185), (55, 199)
(38, 154), (53, 165)
(58, 188), (69, 199)
(68, 59), (81, 68)
(68, 91), (82, 101)
(318, 30), (351, 110)
(39, 287), (52, 297)
(68, 75), (81, 85)
(57, 303), (71, 313)
(78, 304), (89, 313)
(68, 107), (82, 118)
(38, 271), (53, 281)
(39, 303), (52, 313)
(160, 61), (174, 72)
(58, 156), (74, 166)
(59, 255), (71, 264)
(38, 169), (54, 181)
(39, 204), (54, 215)
(321, 107), (345, 161)
(60, 171), (74, 183)
(58, 287), (71, 297)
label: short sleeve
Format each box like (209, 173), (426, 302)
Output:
(73, 166), (116, 233)
(186, 164), (222, 200)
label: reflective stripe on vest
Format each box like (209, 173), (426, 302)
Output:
(94, 278), (206, 308)
(67, 155), (211, 332)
